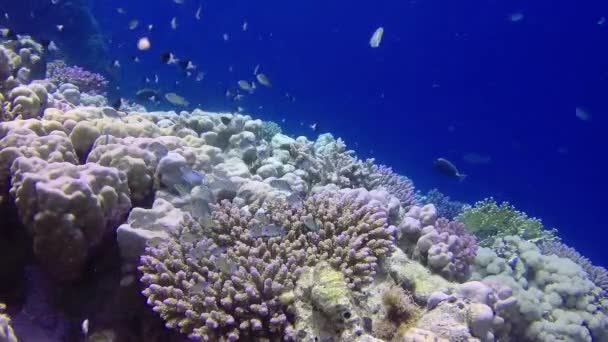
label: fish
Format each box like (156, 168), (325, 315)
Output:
(51, 0), (60, 4)
(180, 166), (204, 186)
(171, 17), (178, 30)
(128, 19), (139, 30)
(253, 64), (260, 75)
(249, 224), (286, 239)
(82, 319), (89, 337)
(434, 158), (467, 181)
(256, 73), (271, 87)
(137, 37), (151, 50)
(132, 56), (140, 63)
(136, 88), (159, 100)
(302, 214), (319, 231)
(286, 193), (304, 210)
(215, 256), (238, 275)
(242, 21), (248, 31)
(56, 24), (64, 32)
(178, 60), (196, 71)
(111, 98), (122, 110)
(310, 123), (318, 131)
(598, 17), (606, 25)
(148, 24), (154, 31)
(160, 52), (178, 64)
(195, 72), (205, 81)
(189, 281), (210, 295)
(47, 41), (59, 52)
(238, 80), (254, 92)
(112, 59), (121, 68)
(369, 27), (384, 48)
(575, 107), (591, 121)
(195, 6), (202, 20)
(116, 8), (126, 14)
(165, 93), (189, 106)
(174, 0), (184, 4)
(285, 92), (296, 102)
(154, 74), (159, 83)
(509, 12), (524, 22)
(223, 33), (229, 41)
(228, 65), (234, 72)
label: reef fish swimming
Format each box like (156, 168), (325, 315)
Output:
(164, 92), (189, 106)
(434, 157), (467, 181)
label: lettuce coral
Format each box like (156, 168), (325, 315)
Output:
(138, 188), (396, 341)
(457, 198), (557, 247)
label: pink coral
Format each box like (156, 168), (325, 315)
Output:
(46, 60), (108, 94)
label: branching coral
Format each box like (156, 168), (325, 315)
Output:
(420, 188), (465, 220)
(259, 120), (282, 142)
(46, 60), (108, 94)
(138, 188), (396, 341)
(372, 164), (417, 209)
(457, 198), (557, 247)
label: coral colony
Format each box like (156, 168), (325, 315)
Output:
(0, 35), (607, 342)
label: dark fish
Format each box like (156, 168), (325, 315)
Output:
(220, 117), (231, 125)
(434, 158), (466, 181)
(180, 166), (204, 186)
(160, 51), (173, 64)
(111, 98), (122, 110)
(178, 59), (191, 70)
(39, 39), (51, 48)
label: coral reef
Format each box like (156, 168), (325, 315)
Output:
(420, 188), (466, 220)
(138, 188), (396, 340)
(259, 120), (282, 142)
(539, 240), (608, 298)
(398, 204), (477, 282)
(457, 198), (558, 247)
(472, 236), (608, 341)
(372, 164), (417, 209)
(46, 60), (108, 95)
(10, 156), (131, 281)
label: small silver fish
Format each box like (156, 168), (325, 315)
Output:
(302, 214), (319, 231)
(171, 17), (178, 30)
(242, 21), (248, 31)
(116, 8), (126, 14)
(249, 224), (286, 239)
(180, 166), (204, 185)
(310, 123), (318, 131)
(56, 24), (64, 32)
(216, 256), (238, 275)
(190, 281), (210, 295)
(81, 319), (89, 337)
(256, 73), (271, 87)
(128, 19), (139, 30)
(195, 6), (202, 20)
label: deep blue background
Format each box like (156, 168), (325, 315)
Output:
(5, 0), (607, 266)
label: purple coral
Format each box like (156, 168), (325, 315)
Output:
(138, 188), (396, 341)
(415, 217), (477, 282)
(46, 60), (108, 94)
(373, 164), (417, 209)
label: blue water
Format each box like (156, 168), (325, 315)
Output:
(3, 0), (607, 266)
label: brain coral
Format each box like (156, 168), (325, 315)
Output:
(139, 188), (396, 341)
